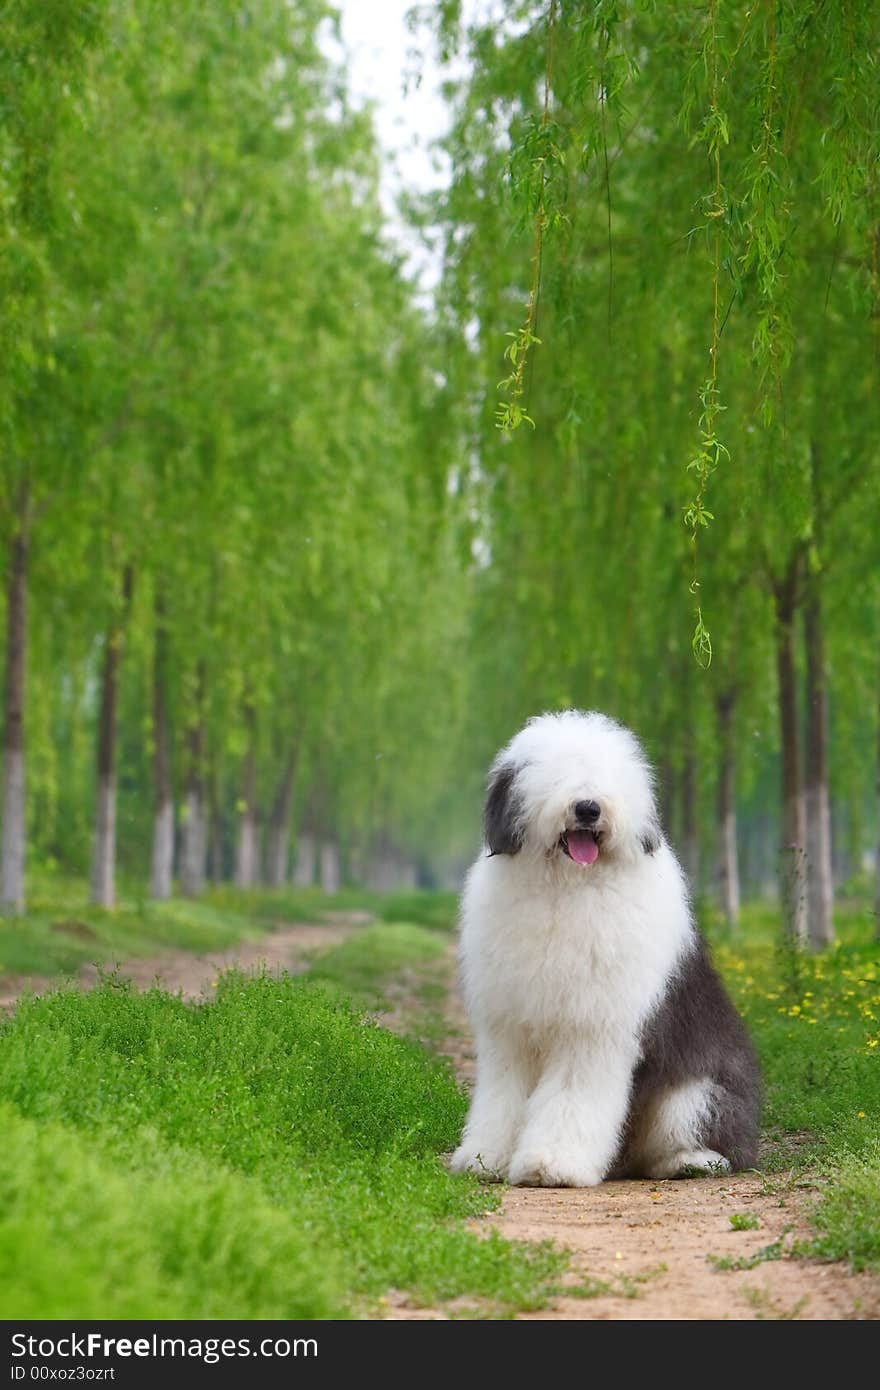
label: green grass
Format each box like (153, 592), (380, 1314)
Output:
(307, 920), (455, 1048)
(707, 1238), (786, 1272)
(308, 920), (450, 1006)
(808, 1145), (880, 1271)
(0, 877), (264, 979)
(729, 1211), (761, 1231)
(705, 899), (880, 1271)
(0, 875), (458, 985)
(0, 966), (563, 1319)
(207, 884), (460, 932)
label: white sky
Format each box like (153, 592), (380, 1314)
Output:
(337, 2), (452, 198)
(334, 1), (461, 294)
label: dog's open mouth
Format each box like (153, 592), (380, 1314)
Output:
(560, 829), (600, 866)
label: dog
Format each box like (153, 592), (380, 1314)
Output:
(449, 710), (760, 1187)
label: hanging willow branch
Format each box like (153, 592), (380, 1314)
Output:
(741, 2), (792, 424)
(683, 0), (730, 668)
(496, 0), (560, 434)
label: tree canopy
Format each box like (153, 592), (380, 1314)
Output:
(1, 0), (878, 940)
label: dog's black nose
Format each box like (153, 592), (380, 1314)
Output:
(574, 799), (601, 824)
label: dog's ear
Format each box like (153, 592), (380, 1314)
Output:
(639, 812), (661, 856)
(484, 762), (523, 856)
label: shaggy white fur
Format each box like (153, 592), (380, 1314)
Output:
(450, 710), (729, 1187)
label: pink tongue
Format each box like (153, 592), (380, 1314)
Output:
(567, 830), (599, 866)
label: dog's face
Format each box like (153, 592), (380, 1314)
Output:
(484, 710), (660, 868)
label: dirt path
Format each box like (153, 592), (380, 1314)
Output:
(422, 948), (880, 1321)
(0, 917), (365, 1010)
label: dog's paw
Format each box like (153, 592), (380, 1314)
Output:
(508, 1150), (604, 1189)
(448, 1142), (507, 1181)
(645, 1148), (731, 1180)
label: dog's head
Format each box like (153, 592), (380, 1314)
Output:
(484, 710), (661, 868)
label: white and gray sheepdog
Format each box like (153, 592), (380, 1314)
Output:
(450, 710), (760, 1187)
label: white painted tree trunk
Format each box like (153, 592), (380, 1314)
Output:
(347, 844), (365, 886)
(875, 687), (880, 943)
(293, 832), (316, 886)
(659, 758), (675, 846)
(716, 693), (740, 929)
(149, 599), (173, 900)
(179, 788), (206, 896)
(366, 848), (394, 891)
(266, 826), (288, 888)
(775, 559), (808, 946)
(2, 519), (28, 913)
(150, 800), (174, 900)
(266, 751), (297, 888)
(235, 811), (259, 888)
(319, 840), (340, 893)
(805, 782), (834, 948)
(367, 848), (417, 891)
(397, 858), (417, 889)
(2, 748), (25, 912)
(235, 712), (259, 888)
(90, 572), (130, 911)
(681, 751), (700, 891)
(780, 800), (808, 947)
(718, 804), (740, 926)
(209, 795), (224, 884)
(91, 777), (117, 909)
(804, 588), (835, 948)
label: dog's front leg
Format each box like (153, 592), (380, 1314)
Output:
(449, 1026), (531, 1180)
(508, 1039), (635, 1188)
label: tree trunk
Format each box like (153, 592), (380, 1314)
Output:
(149, 596), (174, 899)
(235, 706), (259, 888)
(293, 831), (316, 886)
(366, 837), (416, 891)
(681, 748), (699, 890)
(840, 797), (860, 888)
(716, 690), (740, 928)
(366, 839), (396, 891)
(774, 558), (807, 945)
(319, 839), (340, 893)
(90, 567), (133, 909)
(804, 583), (835, 948)
(150, 799), (174, 900)
(2, 504), (29, 913)
(875, 680), (880, 942)
(266, 748), (297, 888)
(208, 764), (224, 884)
(658, 756), (675, 845)
(179, 717), (206, 897)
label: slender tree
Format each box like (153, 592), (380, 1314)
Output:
(234, 703), (259, 889)
(266, 747), (298, 890)
(91, 566), (133, 908)
(1, 491), (29, 911)
(179, 714), (206, 898)
(715, 689), (740, 928)
(149, 592), (174, 899)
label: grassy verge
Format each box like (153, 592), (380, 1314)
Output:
(207, 884), (460, 932)
(0, 875), (458, 984)
(0, 968), (563, 1319)
(308, 920), (454, 1047)
(705, 899), (880, 1271)
(0, 877), (268, 980)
